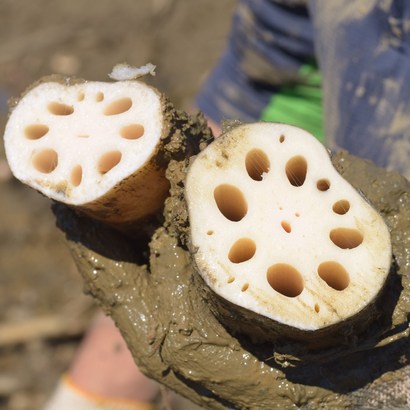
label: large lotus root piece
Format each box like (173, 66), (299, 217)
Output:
(4, 80), (170, 225)
(186, 123), (392, 340)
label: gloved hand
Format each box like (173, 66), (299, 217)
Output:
(52, 150), (410, 410)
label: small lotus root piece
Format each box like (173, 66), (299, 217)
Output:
(186, 123), (392, 341)
(4, 79), (170, 226)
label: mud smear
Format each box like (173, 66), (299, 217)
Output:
(54, 136), (409, 408)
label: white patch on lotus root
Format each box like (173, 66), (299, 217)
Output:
(108, 63), (156, 81)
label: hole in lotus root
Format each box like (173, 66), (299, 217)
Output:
(104, 97), (132, 115)
(286, 156), (307, 187)
(314, 303), (320, 313)
(25, 124), (49, 140)
(95, 92), (104, 102)
(330, 228), (363, 249)
(279, 135), (285, 143)
(98, 150), (122, 174)
(267, 264), (304, 297)
(333, 200), (350, 215)
(318, 261), (350, 291)
(32, 149), (58, 173)
(317, 179), (330, 191)
(120, 124), (144, 140)
(70, 165), (83, 186)
(241, 283), (249, 292)
(281, 220), (291, 233)
(48, 102), (74, 115)
(214, 184), (248, 222)
(228, 238), (256, 263)
(245, 149), (270, 181)
(77, 92), (85, 101)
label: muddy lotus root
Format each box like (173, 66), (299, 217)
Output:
(4, 78), (171, 226)
(186, 122), (392, 342)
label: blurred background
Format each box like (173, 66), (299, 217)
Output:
(0, 1), (235, 408)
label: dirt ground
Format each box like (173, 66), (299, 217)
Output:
(0, 1), (235, 409)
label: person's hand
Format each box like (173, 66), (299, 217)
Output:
(51, 147), (410, 409)
(68, 313), (159, 404)
(205, 117), (222, 138)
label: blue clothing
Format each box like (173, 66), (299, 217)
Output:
(196, 0), (410, 179)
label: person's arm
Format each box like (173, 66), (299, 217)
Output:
(196, 0), (322, 139)
(309, 0), (410, 178)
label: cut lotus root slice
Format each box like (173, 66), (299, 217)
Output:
(4, 79), (173, 228)
(186, 122), (392, 344)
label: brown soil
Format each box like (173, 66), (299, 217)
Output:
(0, 1), (235, 409)
(59, 143), (409, 409)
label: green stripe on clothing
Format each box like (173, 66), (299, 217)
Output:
(260, 61), (324, 142)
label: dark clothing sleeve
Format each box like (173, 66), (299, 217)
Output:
(309, 0), (410, 178)
(196, 0), (410, 178)
(196, 0), (315, 123)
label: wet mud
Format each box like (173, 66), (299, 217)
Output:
(0, 2), (236, 408)
(54, 131), (410, 408)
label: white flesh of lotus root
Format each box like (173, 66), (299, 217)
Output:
(4, 80), (168, 225)
(186, 123), (392, 334)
